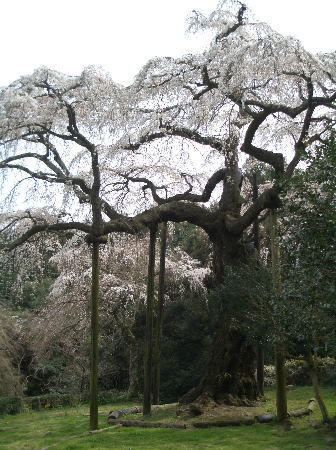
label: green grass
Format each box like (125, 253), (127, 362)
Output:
(0, 387), (335, 449)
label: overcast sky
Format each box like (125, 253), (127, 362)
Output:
(1, 0), (335, 87)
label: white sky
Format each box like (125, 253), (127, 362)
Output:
(1, 0), (335, 87)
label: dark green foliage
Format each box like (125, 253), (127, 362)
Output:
(171, 222), (210, 265)
(20, 277), (55, 309)
(280, 136), (336, 351)
(206, 262), (272, 343)
(79, 390), (130, 405)
(0, 391), (133, 416)
(159, 297), (211, 402)
(0, 397), (24, 415)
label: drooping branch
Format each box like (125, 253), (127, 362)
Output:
(2, 221), (91, 251)
(215, 2), (247, 43)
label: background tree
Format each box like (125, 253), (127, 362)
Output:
(279, 135), (336, 422)
(0, 307), (23, 396)
(25, 231), (208, 399)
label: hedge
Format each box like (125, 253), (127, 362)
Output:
(79, 390), (129, 405)
(264, 357), (336, 387)
(0, 397), (24, 415)
(0, 393), (78, 415)
(25, 393), (79, 410)
(0, 390), (130, 415)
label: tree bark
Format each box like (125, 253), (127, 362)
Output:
(152, 221), (168, 405)
(143, 227), (157, 416)
(89, 241), (100, 430)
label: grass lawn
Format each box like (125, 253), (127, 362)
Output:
(0, 387), (335, 449)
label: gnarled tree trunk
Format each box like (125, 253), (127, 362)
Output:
(179, 231), (258, 407)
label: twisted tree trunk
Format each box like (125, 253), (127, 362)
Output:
(179, 232), (258, 407)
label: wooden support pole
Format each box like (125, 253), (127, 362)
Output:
(152, 221), (168, 405)
(269, 209), (288, 422)
(89, 241), (100, 430)
(143, 227), (157, 416)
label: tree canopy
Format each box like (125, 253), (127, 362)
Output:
(0, 1), (334, 245)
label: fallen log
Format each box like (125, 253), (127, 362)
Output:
(108, 406), (143, 419)
(0, 427), (18, 432)
(255, 414), (276, 423)
(256, 398), (317, 423)
(289, 398), (316, 418)
(108, 419), (187, 429)
(193, 418), (255, 428)
(108, 403), (175, 420)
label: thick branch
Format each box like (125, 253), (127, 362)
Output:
(225, 186), (281, 234)
(241, 112), (285, 175)
(103, 201), (215, 236)
(124, 169), (227, 204)
(286, 77), (315, 177)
